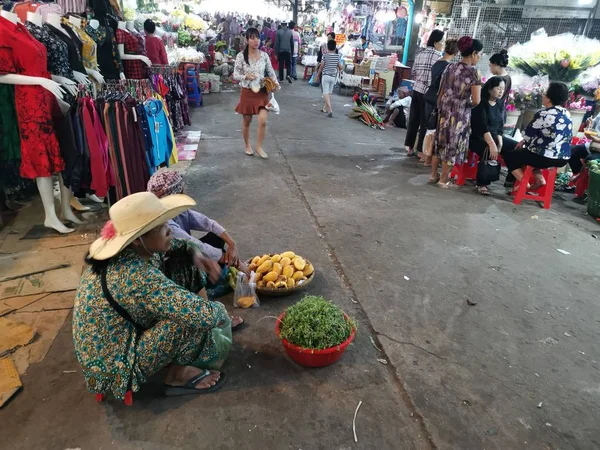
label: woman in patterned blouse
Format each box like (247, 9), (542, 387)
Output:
(504, 82), (573, 190)
(73, 192), (233, 399)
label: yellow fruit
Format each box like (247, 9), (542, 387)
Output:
(303, 264), (314, 277)
(299, 276), (308, 283)
(280, 257), (291, 267)
(237, 296), (255, 308)
(277, 275), (288, 282)
(266, 281), (276, 288)
(281, 251), (296, 259)
(263, 271), (279, 282)
(292, 271), (304, 281)
(248, 263), (258, 272)
(251, 256), (260, 265)
(255, 272), (263, 282)
(257, 254), (270, 266)
(286, 278), (295, 288)
(282, 265), (294, 278)
(275, 281), (287, 289)
(272, 262), (282, 276)
(256, 260), (273, 274)
(257, 280), (265, 287)
(271, 254), (282, 263)
(293, 257), (306, 271)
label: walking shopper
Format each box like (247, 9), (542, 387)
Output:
(404, 29), (445, 157)
(430, 36), (483, 187)
(233, 27), (279, 159)
(317, 39), (343, 118)
(290, 21), (301, 80)
(275, 21), (294, 83)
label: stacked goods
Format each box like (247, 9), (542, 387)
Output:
(248, 252), (314, 290)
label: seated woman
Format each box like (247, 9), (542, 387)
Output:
(383, 87), (411, 128)
(73, 192), (232, 399)
(503, 82), (573, 190)
(469, 76), (519, 195)
(570, 115), (600, 176)
(213, 41), (234, 81)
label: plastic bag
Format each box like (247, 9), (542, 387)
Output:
(309, 72), (320, 86)
(423, 130), (435, 156)
(266, 94), (280, 114)
(199, 313), (232, 370)
(233, 271), (259, 308)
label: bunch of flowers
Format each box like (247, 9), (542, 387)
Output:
(509, 30), (600, 83)
(571, 64), (600, 96)
(505, 89), (517, 112)
(512, 74), (548, 110)
(566, 92), (592, 112)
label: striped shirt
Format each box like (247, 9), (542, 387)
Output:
(322, 52), (340, 76)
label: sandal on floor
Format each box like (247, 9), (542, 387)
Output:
(436, 181), (459, 189)
(245, 149), (254, 156)
(164, 370), (227, 396)
(232, 317), (247, 332)
(427, 174), (441, 184)
(477, 186), (491, 196)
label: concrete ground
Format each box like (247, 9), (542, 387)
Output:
(2, 79), (600, 450)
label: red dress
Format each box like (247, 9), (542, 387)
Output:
(0, 15), (64, 179)
(116, 28), (148, 79)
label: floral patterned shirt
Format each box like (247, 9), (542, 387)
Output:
(25, 21), (74, 80)
(523, 106), (573, 159)
(72, 238), (227, 400)
(233, 50), (277, 89)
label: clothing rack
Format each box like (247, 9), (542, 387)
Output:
(148, 64), (179, 76)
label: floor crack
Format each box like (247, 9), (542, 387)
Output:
(377, 333), (446, 360)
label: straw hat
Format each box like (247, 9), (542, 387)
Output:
(89, 192), (196, 260)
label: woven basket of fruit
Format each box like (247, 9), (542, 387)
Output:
(247, 252), (315, 297)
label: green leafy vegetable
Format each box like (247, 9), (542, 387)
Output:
(280, 296), (356, 350)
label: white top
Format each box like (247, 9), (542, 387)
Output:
(233, 50), (277, 89)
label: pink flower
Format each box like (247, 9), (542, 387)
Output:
(101, 221), (117, 240)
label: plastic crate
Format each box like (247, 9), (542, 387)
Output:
(588, 169), (600, 218)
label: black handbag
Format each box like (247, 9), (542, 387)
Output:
(426, 108), (438, 130)
(477, 147), (501, 183)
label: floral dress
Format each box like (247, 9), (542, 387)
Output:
(72, 239), (229, 400)
(435, 61), (481, 165)
(0, 16), (64, 179)
(523, 106), (573, 159)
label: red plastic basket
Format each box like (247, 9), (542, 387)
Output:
(275, 312), (356, 367)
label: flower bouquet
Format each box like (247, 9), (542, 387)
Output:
(512, 74), (548, 110)
(509, 30), (600, 83)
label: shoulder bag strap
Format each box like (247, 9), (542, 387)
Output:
(100, 268), (145, 333)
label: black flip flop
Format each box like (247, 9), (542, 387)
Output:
(232, 317), (247, 332)
(164, 370), (227, 396)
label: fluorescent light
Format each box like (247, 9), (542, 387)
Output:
(346, 4), (354, 13)
(415, 13), (423, 24)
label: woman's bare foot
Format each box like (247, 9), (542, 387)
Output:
(256, 148), (268, 159)
(165, 365), (221, 389)
(529, 175), (546, 191)
(231, 316), (244, 328)
(245, 147), (254, 156)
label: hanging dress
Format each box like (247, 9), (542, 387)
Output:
(0, 16), (64, 179)
(86, 22), (122, 80)
(116, 28), (147, 79)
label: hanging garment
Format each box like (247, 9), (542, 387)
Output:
(46, 23), (87, 75)
(12, 1), (39, 23)
(0, 16), (64, 179)
(36, 3), (63, 21)
(86, 22), (122, 80)
(62, 20), (99, 71)
(26, 21), (74, 80)
(116, 28), (147, 79)
(144, 99), (173, 168)
(54, 106), (80, 191)
(82, 98), (112, 197)
(55, 0), (86, 14)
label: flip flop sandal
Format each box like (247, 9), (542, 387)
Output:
(245, 150), (254, 156)
(427, 174), (441, 184)
(164, 370), (227, 396)
(232, 317), (247, 332)
(477, 186), (491, 196)
(437, 181), (459, 189)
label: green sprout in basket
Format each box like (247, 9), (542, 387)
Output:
(279, 296), (356, 350)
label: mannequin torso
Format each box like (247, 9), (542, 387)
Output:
(117, 21), (151, 78)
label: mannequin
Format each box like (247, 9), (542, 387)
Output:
(0, 11), (82, 233)
(46, 13), (91, 86)
(117, 21), (151, 68)
(65, 15), (104, 84)
(26, 12), (78, 97)
(125, 20), (135, 32)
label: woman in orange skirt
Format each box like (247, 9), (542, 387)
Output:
(233, 27), (279, 159)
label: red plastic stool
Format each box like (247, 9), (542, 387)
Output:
(303, 65), (316, 80)
(96, 390), (133, 406)
(511, 166), (557, 209)
(450, 151), (479, 186)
